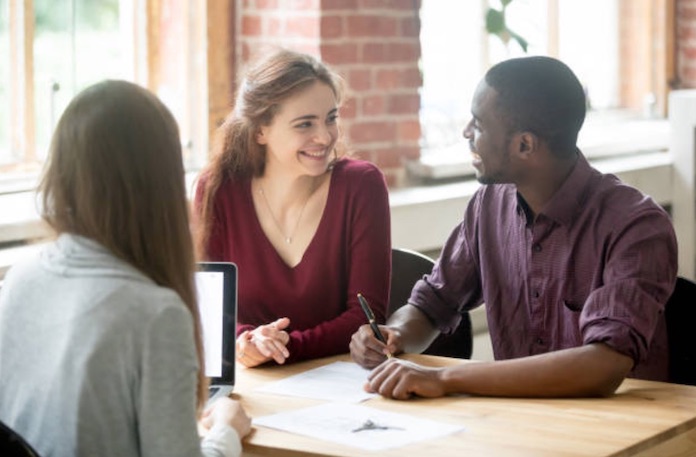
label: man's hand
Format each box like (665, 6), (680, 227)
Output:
(365, 358), (447, 400)
(350, 324), (400, 368)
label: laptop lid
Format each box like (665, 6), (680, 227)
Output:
(195, 262), (237, 403)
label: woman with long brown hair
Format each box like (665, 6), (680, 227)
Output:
(0, 80), (250, 456)
(195, 49), (391, 367)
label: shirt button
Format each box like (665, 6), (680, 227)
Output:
(536, 338), (544, 345)
(534, 290), (540, 298)
(533, 243), (542, 253)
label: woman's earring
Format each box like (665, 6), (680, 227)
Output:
(327, 148), (338, 171)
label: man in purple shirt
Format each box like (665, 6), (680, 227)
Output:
(350, 56), (678, 399)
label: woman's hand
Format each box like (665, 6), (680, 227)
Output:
(236, 317), (291, 367)
(199, 397), (252, 439)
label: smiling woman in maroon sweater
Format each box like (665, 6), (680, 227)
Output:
(194, 49), (391, 366)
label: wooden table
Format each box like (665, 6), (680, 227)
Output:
(234, 354), (696, 456)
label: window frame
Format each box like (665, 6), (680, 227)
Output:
(414, 0), (675, 180)
(0, 0), (210, 189)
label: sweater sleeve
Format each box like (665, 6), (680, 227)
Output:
(284, 163), (392, 361)
(137, 299), (241, 457)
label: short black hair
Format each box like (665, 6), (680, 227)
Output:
(485, 56), (586, 156)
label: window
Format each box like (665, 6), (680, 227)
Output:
(0, 2), (9, 168)
(416, 0), (672, 179)
(0, 0), (207, 191)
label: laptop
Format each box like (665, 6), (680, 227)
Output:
(195, 261), (237, 407)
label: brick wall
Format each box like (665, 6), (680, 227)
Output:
(678, 0), (696, 87)
(237, 0), (422, 186)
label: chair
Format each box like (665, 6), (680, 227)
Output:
(665, 276), (696, 386)
(389, 248), (473, 359)
(0, 420), (42, 457)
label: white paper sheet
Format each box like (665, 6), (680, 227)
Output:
(255, 361), (377, 403)
(253, 402), (466, 451)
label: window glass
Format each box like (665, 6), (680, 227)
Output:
(33, 0), (123, 161)
(419, 0), (662, 170)
(419, 0), (484, 153)
(0, 0), (9, 166)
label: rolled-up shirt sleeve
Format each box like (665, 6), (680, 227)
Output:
(409, 192), (485, 335)
(580, 205), (677, 366)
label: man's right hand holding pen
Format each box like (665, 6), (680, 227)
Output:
(349, 321), (401, 368)
(350, 301), (442, 369)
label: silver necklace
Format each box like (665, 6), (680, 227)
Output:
(258, 183), (313, 244)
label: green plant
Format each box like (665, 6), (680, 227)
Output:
(485, 0), (528, 53)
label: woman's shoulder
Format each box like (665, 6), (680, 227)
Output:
(328, 158), (388, 206)
(332, 158), (386, 188)
(333, 157), (382, 175)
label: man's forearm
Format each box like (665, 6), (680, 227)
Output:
(387, 304), (441, 354)
(439, 343), (633, 398)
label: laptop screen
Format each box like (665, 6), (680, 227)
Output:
(195, 262), (237, 385)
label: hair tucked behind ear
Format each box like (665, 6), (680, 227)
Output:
(40, 80), (209, 412)
(194, 48), (346, 258)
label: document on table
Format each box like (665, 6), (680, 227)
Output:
(255, 361), (377, 403)
(254, 402), (466, 451)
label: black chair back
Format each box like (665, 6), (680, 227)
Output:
(0, 420), (42, 457)
(666, 276), (696, 385)
(390, 248), (472, 359)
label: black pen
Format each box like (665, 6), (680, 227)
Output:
(357, 293), (392, 358)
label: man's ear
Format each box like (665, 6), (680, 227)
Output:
(512, 131), (537, 158)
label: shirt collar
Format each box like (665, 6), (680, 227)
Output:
(538, 151), (600, 227)
(515, 151), (600, 227)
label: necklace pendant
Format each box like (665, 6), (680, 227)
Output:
(285, 237), (292, 244)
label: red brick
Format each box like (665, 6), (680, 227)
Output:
(362, 95), (386, 116)
(376, 69), (399, 89)
(320, 43), (359, 64)
(359, 0), (419, 9)
(322, 0), (358, 10)
(397, 119), (421, 142)
(321, 15), (344, 38)
(679, 64), (696, 87)
(363, 43), (387, 63)
(677, 24), (696, 41)
(387, 42), (420, 62)
(400, 16), (420, 37)
(678, 5), (696, 21)
(400, 67), (422, 88)
(349, 121), (397, 142)
(347, 16), (398, 37)
(682, 46), (696, 61)
(388, 93), (420, 115)
(347, 68), (372, 91)
(241, 15), (262, 35)
(340, 98), (357, 119)
(375, 68), (421, 90)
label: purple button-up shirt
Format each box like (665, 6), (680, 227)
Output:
(411, 153), (677, 381)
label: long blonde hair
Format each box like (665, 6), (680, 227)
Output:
(39, 80), (208, 410)
(194, 49), (346, 257)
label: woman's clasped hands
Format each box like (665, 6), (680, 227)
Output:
(236, 317), (291, 367)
